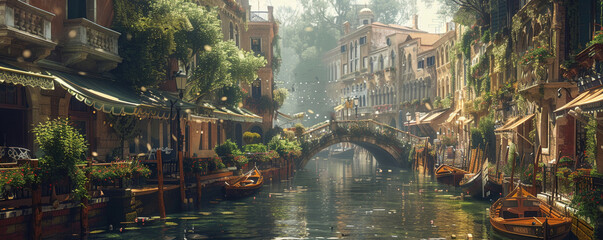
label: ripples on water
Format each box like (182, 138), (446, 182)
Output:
(92, 149), (503, 240)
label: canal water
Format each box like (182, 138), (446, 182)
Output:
(91, 149), (503, 240)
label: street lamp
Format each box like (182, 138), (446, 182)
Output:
(175, 72), (187, 99)
(174, 71), (187, 152)
(353, 97), (359, 119)
(172, 70), (187, 209)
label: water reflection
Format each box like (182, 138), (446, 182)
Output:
(92, 147), (497, 239)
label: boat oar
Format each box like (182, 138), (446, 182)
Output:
(533, 217), (542, 225)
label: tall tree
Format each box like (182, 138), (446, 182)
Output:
(370, 0), (408, 24)
(186, 41), (265, 103)
(437, 0), (489, 27)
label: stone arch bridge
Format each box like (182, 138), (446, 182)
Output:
(297, 120), (426, 169)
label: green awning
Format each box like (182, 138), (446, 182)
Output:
(49, 70), (141, 115)
(205, 103), (263, 123)
(138, 90), (203, 119)
(0, 62), (54, 90)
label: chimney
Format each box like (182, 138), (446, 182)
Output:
(445, 22), (450, 32)
(343, 21), (350, 35)
(268, 6), (273, 22)
(412, 14), (418, 29)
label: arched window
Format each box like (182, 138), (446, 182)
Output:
(390, 50), (395, 67)
(235, 25), (239, 47)
(369, 57), (374, 73)
(526, 24), (533, 48)
(217, 123), (221, 145)
(207, 122), (213, 148)
(407, 54), (412, 71)
(386, 91), (390, 104)
(379, 55), (384, 70)
(436, 51), (440, 66)
(252, 78), (261, 99)
(229, 22), (234, 40)
(355, 40), (359, 70)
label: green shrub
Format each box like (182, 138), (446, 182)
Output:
(283, 131), (295, 141)
(470, 128), (483, 149)
(242, 143), (268, 153)
(33, 118), (88, 201)
(214, 139), (243, 166)
(294, 123), (305, 140)
(243, 131), (261, 144)
(268, 136), (301, 159)
(208, 155), (225, 171)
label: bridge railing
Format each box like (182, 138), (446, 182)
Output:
(301, 119), (425, 145)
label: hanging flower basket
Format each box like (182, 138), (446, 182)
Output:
(521, 47), (553, 68)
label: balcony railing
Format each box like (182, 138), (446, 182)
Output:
(61, 18), (121, 71)
(0, 0), (55, 59)
(0, 0), (53, 40)
(63, 18), (119, 55)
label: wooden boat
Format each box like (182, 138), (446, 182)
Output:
(225, 168), (264, 198)
(459, 170), (482, 198)
(484, 178), (503, 199)
(435, 164), (468, 186)
(489, 185), (572, 240)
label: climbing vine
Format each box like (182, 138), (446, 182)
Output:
(468, 54), (490, 96)
(460, 26), (480, 58)
(585, 116), (597, 169)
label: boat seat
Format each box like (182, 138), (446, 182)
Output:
(502, 210), (519, 219)
(524, 211), (539, 218)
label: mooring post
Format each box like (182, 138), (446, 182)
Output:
(31, 160), (42, 240)
(157, 150), (166, 219)
(178, 150), (186, 209)
(509, 151), (517, 193)
(80, 160), (92, 240)
(195, 172), (202, 209)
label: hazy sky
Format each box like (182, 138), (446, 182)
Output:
(253, 0), (447, 33)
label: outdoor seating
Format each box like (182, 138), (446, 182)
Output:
(0, 147), (32, 163)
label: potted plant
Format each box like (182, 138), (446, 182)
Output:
(208, 155), (225, 172)
(32, 118), (89, 204)
(521, 46), (554, 70)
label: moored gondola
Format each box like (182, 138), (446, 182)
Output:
(489, 185), (571, 240)
(435, 164), (468, 186)
(225, 167), (264, 199)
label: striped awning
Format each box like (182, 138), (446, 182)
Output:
(495, 114), (534, 132)
(205, 103), (263, 123)
(0, 62), (54, 90)
(50, 70), (202, 118)
(50, 70), (140, 115)
(445, 109), (461, 123)
(555, 87), (603, 113)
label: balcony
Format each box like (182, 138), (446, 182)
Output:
(61, 18), (121, 72)
(0, 0), (56, 61)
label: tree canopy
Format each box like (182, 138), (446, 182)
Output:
(113, 0), (264, 100)
(186, 40), (266, 105)
(370, 0), (418, 25)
